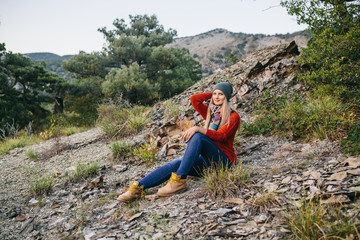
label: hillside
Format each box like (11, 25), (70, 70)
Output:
(168, 28), (309, 75)
(1, 41), (358, 240)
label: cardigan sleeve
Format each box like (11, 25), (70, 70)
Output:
(190, 92), (213, 119)
(205, 112), (240, 142)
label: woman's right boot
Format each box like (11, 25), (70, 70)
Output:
(117, 181), (143, 202)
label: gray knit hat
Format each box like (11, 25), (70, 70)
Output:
(213, 82), (233, 101)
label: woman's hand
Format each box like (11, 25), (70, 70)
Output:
(181, 126), (206, 142)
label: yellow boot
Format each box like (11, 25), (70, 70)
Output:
(157, 172), (187, 197)
(117, 181), (143, 202)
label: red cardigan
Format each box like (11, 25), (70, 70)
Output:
(190, 92), (240, 164)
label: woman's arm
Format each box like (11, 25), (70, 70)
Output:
(190, 92), (213, 119)
(180, 126), (207, 142)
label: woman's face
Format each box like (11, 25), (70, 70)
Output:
(212, 89), (226, 106)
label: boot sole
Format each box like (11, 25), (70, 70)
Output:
(157, 188), (187, 197)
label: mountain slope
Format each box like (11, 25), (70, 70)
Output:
(24, 52), (73, 81)
(168, 28), (309, 75)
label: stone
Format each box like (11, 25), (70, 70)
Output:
(328, 172), (347, 181)
(198, 204), (207, 210)
(310, 171), (322, 180)
(205, 208), (233, 217)
(15, 215), (27, 222)
(153, 232), (165, 239)
(167, 149), (176, 156)
(350, 186), (360, 192)
(347, 169), (360, 175)
(321, 195), (351, 204)
(225, 198), (244, 204)
(254, 215), (268, 223)
(281, 176), (292, 184)
(29, 198), (39, 206)
(103, 202), (118, 210)
(113, 165), (128, 173)
(342, 157), (360, 168)
(127, 212), (143, 222)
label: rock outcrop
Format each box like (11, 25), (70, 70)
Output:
(148, 41), (306, 156)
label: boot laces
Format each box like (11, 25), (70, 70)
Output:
(169, 173), (181, 184)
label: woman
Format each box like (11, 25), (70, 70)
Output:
(117, 82), (240, 202)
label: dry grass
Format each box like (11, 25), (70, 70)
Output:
(283, 196), (360, 240)
(203, 161), (250, 198)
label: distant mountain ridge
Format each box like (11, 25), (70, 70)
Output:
(24, 52), (74, 81)
(168, 28), (309, 75)
(24, 28), (309, 78)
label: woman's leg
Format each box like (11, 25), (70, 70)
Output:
(138, 133), (231, 189)
(176, 133), (232, 177)
(138, 159), (182, 189)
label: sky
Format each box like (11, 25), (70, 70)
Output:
(0, 0), (307, 56)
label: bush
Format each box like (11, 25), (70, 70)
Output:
(340, 124), (360, 155)
(242, 94), (355, 142)
(63, 94), (99, 126)
(97, 101), (150, 137)
(133, 142), (159, 166)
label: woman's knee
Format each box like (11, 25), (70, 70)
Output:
(166, 158), (182, 169)
(189, 132), (207, 143)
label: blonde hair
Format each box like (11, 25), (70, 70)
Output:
(204, 97), (231, 129)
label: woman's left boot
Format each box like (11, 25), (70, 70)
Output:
(157, 172), (187, 197)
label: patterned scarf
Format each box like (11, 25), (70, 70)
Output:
(209, 104), (222, 131)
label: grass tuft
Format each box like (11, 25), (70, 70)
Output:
(67, 161), (98, 182)
(283, 197), (360, 240)
(109, 140), (135, 162)
(0, 135), (42, 155)
(250, 190), (278, 209)
(28, 175), (54, 196)
(203, 161), (250, 198)
(25, 149), (40, 161)
(163, 100), (182, 120)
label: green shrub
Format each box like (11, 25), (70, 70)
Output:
(133, 142), (159, 166)
(341, 124), (360, 155)
(242, 94), (355, 143)
(97, 102), (150, 137)
(203, 161), (250, 198)
(64, 93), (99, 126)
(67, 161), (98, 182)
(240, 115), (273, 136)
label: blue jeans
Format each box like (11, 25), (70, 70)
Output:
(138, 133), (232, 189)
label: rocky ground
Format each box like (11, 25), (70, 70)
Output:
(1, 42), (359, 239)
(0, 126), (359, 240)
